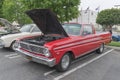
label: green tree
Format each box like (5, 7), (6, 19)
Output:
(0, 0), (4, 17)
(2, 0), (32, 25)
(2, 0), (80, 24)
(21, 0), (80, 23)
(96, 8), (120, 32)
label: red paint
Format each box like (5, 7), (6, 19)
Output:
(18, 23), (111, 65)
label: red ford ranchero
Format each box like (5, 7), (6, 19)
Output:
(15, 9), (111, 72)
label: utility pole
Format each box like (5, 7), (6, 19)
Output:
(80, 8), (83, 24)
(88, 10), (90, 24)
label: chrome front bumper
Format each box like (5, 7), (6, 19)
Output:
(15, 48), (56, 67)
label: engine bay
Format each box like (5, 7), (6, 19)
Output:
(21, 34), (65, 46)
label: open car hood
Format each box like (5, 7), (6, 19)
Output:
(0, 18), (19, 33)
(26, 9), (68, 37)
(0, 18), (12, 27)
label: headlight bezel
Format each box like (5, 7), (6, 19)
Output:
(43, 48), (51, 57)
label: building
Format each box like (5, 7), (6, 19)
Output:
(70, 10), (98, 25)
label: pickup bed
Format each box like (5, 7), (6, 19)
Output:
(15, 9), (111, 72)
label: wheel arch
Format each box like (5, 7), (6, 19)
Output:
(65, 51), (75, 60)
(56, 50), (75, 65)
(55, 51), (75, 72)
(10, 40), (16, 47)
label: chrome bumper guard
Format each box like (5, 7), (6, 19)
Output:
(15, 48), (56, 67)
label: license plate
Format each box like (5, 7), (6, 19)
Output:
(26, 56), (32, 60)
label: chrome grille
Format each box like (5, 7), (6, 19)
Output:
(20, 42), (29, 50)
(29, 45), (44, 53)
(19, 41), (45, 54)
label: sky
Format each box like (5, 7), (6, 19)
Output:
(80, 0), (120, 11)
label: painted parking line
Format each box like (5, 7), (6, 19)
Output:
(5, 53), (21, 59)
(53, 49), (114, 80)
(5, 53), (18, 57)
(8, 55), (21, 59)
(44, 52), (95, 76)
(44, 70), (56, 76)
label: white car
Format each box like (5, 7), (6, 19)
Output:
(0, 24), (41, 50)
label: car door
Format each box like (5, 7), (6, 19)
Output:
(80, 25), (98, 54)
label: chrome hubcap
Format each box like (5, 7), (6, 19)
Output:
(12, 43), (16, 50)
(100, 44), (104, 52)
(61, 55), (70, 69)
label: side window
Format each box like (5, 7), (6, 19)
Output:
(82, 25), (93, 36)
(32, 27), (41, 32)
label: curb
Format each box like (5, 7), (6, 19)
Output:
(105, 46), (120, 50)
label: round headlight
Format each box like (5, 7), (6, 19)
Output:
(43, 48), (51, 57)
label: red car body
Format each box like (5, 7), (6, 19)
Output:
(15, 9), (111, 71)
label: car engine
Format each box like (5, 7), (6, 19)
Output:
(21, 34), (65, 46)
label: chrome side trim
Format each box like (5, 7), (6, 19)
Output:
(54, 37), (101, 50)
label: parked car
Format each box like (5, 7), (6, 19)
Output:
(0, 18), (19, 35)
(15, 9), (111, 72)
(112, 32), (120, 41)
(0, 24), (41, 50)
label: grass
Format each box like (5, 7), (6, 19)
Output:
(108, 41), (120, 47)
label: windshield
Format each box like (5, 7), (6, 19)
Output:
(20, 24), (35, 32)
(63, 24), (81, 36)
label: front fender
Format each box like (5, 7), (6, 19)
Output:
(51, 48), (74, 65)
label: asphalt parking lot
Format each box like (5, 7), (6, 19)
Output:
(0, 47), (120, 80)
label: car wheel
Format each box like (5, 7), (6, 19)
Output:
(55, 53), (71, 72)
(96, 43), (104, 54)
(10, 41), (16, 51)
